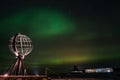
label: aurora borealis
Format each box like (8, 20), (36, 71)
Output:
(0, 0), (120, 73)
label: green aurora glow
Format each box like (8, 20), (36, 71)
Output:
(0, 8), (120, 69)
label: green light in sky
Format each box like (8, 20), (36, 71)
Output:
(0, 9), (75, 38)
(30, 9), (75, 37)
(0, 8), (120, 66)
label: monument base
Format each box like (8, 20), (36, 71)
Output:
(0, 75), (50, 80)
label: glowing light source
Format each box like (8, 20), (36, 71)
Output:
(35, 74), (39, 76)
(85, 68), (113, 73)
(3, 73), (9, 77)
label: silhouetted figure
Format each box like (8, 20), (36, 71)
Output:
(73, 65), (79, 71)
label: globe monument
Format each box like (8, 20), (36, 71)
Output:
(6, 33), (33, 75)
(0, 33), (49, 79)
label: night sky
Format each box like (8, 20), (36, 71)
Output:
(0, 0), (120, 74)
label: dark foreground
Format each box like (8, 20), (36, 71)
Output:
(0, 77), (117, 80)
(0, 75), (49, 80)
(51, 78), (115, 80)
(0, 74), (120, 80)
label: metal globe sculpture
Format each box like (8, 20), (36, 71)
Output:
(6, 33), (33, 75)
(9, 33), (33, 59)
